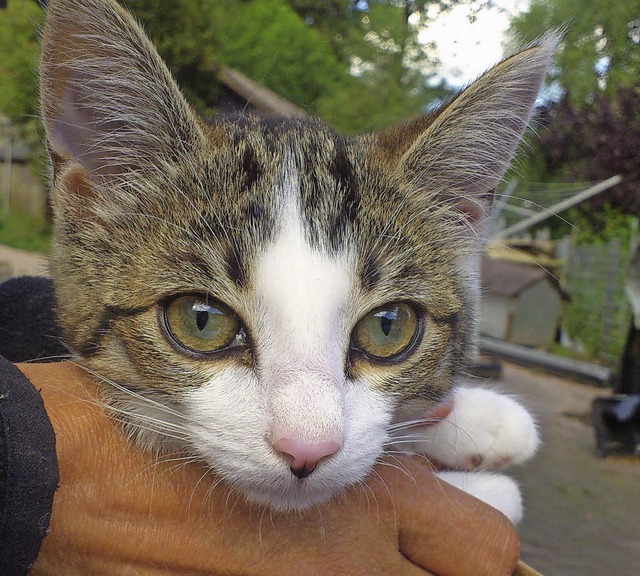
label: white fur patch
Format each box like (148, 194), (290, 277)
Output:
(413, 385), (540, 470)
(253, 162), (354, 443)
(436, 471), (524, 524)
(255, 169), (351, 357)
(182, 373), (391, 510)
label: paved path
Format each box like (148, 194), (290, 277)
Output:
(495, 363), (640, 576)
(0, 244), (47, 279)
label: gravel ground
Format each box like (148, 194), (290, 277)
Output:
(494, 362), (640, 576)
(0, 244), (47, 279)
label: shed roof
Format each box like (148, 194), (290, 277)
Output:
(217, 66), (307, 118)
(481, 256), (559, 298)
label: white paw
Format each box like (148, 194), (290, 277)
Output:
(415, 386), (540, 470)
(436, 471), (524, 524)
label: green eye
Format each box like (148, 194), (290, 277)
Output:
(164, 295), (245, 354)
(352, 303), (419, 360)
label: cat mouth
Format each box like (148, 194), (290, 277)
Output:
(214, 446), (376, 512)
(240, 476), (350, 512)
(289, 462), (317, 480)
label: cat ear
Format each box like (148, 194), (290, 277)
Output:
(40, 0), (206, 182)
(378, 36), (557, 230)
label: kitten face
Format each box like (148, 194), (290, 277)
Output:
(41, 0), (554, 510)
(54, 119), (468, 509)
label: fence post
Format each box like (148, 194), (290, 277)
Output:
(1, 117), (12, 216)
(602, 239), (620, 358)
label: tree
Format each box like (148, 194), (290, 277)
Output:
(122, 1), (220, 113)
(125, 0), (348, 119)
(526, 87), (640, 215)
(508, 0), (640, 234)
(509, 0), (640, 105)
(206, 0), (344, 114)
(208, 0), (446, 133)
(0, 0), (44, 129)
(287, 0), (360, 43)
(316, 1), (444, 132)
(1, 0), (483, 136)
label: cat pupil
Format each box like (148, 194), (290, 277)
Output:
(380, 314), (393, 337)
(195, 310), (209, 332)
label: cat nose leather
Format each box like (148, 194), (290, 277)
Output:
(272, 438), (341, 480)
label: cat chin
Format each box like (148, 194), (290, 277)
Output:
(175, 373), (394, 511)
(119, 411), (374, 512)
(193, 439), (384, 513)
(238, 480), (350, 512)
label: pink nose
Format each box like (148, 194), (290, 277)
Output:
(272, 437), (341, 479)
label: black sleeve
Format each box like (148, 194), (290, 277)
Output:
(0, 276), (68, 363)
(0, 356), (59, 576)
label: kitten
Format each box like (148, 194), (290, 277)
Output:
(41, 0), (551, 522)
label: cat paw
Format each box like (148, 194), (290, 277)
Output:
(435, 471), (524, 524)
(415, 386), (540, 470)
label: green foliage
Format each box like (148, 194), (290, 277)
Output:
(315, 1), (442, 132)
(0, 0), (447, 135)
(287, 0), (358, 48)
(562, 235), (633, 366)
(0, 0), (44, 128)
(514, 85), (640, 217)
(510, 0), (640, 105)
(315, 73), (420, 134)
(127, 0), (446, 134)
(123, 0), (220, 115)
(0, 210), (51, 253)
(522, 199), (638, 245)
(568, 204), (637, 245)
(208, 0), (343, 112)
(509, 1), (640, 227)
(534, 203), (636, 366)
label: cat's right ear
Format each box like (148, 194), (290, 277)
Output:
(40, 0), (208, 183)
(373, 35), (557, 237)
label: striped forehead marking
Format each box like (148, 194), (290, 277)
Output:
(253, 162), (353, 361)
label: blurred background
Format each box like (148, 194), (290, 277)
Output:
(1, 1), (639, 573)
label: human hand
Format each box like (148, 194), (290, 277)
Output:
(22, 361), (519, 576)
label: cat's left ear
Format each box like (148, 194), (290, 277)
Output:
(40, 0), (209, 183)
(378, 35), (557, 230)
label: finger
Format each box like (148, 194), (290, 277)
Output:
(513, 560), (544, 576)
(401, 557), (437, 576)
(372, 457), (520, 576)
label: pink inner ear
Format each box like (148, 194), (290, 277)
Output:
(52, 83), (92, 162)
(457, 196), (491, 226)
(50, 72), (126, 181)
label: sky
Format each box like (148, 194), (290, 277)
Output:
(414, 0), (531, 87)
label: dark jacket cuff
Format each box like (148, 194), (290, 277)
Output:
(0, 356), (59, 576)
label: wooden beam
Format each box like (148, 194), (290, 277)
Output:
(217, 67), (307, 118)
(493, 175), (623, 239)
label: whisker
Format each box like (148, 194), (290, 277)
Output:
(73, 362), (198, 424)
(189, 465), (217, 512)
(366, 468), (395, 519)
